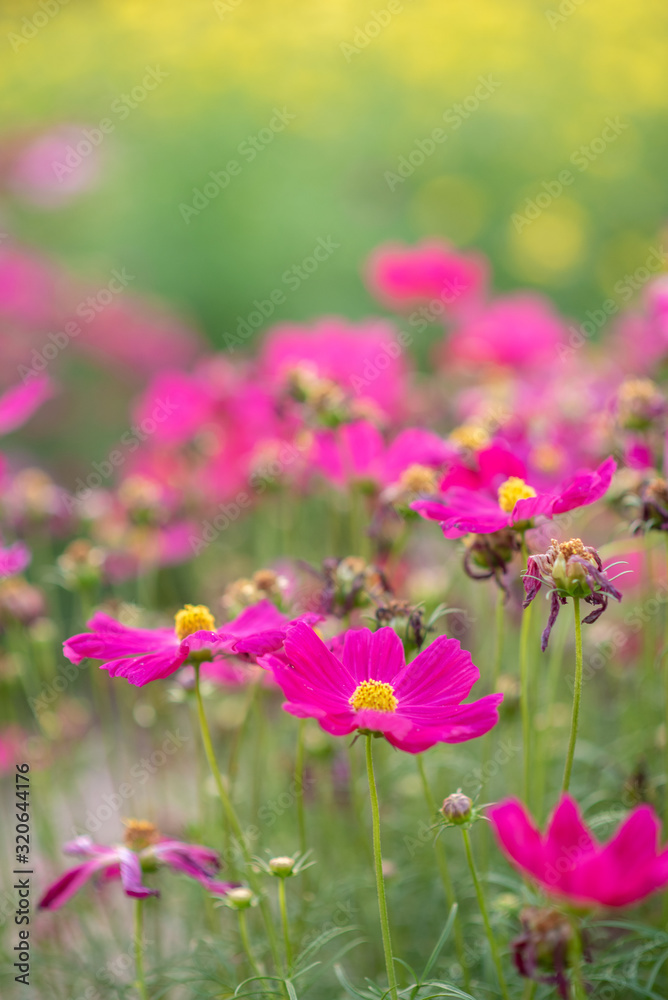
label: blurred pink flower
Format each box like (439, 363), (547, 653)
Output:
(6, 125), (102, 208)
(260, 318), (408, 421)
(443, 293), (567, 371)
(0, 375), (53, 436)
(365, 239), (488, 317)
(39, 831), (235, 910)
(490, 795), (668, 908)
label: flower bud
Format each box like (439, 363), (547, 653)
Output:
(225, 886), (255, 909)
(441, 791), (473, 824)
(268, 856), (296, 878)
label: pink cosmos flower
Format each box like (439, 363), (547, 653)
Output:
(489, 795), (668, 908)
(259, 318), (408, 421)
(0, 375), (53, 436)
(266, 623), (502, 753)
(0, 539), (30, 578)
(39, 825), (235, 910)
(6, 125), (102, 208)
(412, 444), (616, 538)
(442, 293), (567, 371)
(0, 245), (58, 329)
(365, 239), (488, 317)
(64, 600), (318, 687)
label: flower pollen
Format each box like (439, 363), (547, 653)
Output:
(555, 537), (595, 563)
(497, 476), (537, 512)
(174, 603), (216, 640)
(349, 679), (398, 713)
(398, 463), (439, 494)
(123, 818), (161, 850)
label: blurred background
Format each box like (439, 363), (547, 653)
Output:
(0, 0), (667, 467)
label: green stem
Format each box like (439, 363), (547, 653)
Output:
(134, 898), (149, 1000)
(562, 596), (583, 793)
(416, 755), (471, 993)
(493, 584), (505, 688)
(365, 735), (398, 1000)
(278, 878), (292, 970)
(193, 665), (282, 972)
(461, 828), (510, 1000)
(295, 719), (307, 857)
(238, 909), (262, 977)
(519, 536), (533, 807)
(569, 922), (588, 999)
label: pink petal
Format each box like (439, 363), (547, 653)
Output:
(341, 627), (405, 683)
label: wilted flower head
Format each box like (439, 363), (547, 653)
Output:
(523, 539), (622, 650)
(512, 907), (574, 999)
(636, 477), (668, 532)
(616, 378), (666, 431)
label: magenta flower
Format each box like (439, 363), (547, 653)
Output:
(266, 623), (502, 753)
(259, 318), (408, 421)
(0, 375), (53, 436)
(39, 821), (235, 910)
(365, 239), (488, 317)
(412, 444), (616, 538)
(443, 293), (567, 371)
(64, 600), (317, 687)
(0, 539), (30, 578)
(489, 795), (668, 908)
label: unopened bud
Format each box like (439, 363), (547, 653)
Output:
(441, 792), (473, 824)
(268, 856), (296, 878)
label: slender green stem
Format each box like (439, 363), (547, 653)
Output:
(461, 828), (510, 1000)
(134, 898), (149, 1000)
(295, 719), (307, 856)
(278, 878), (292, 969)
(519, 536), (533, 807)
(416, 755), (471, 993)
(193, 665), (282, 972)
(365, 736), (398, 1000)
(569, 922), (588, 999)
(238, 910), (262, 977)
(562, 596), (583, 793)
(493, 584), (505, 688)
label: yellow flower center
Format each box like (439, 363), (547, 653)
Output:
(123, 818), (160, 850)
(174, 603), (216, 640)
(398, 463), (439, 494)
(497, 476), (537, 513)
(449, 423), (490, 451)
(554, 537), (595, 563)
(349, 679), (398, 713)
